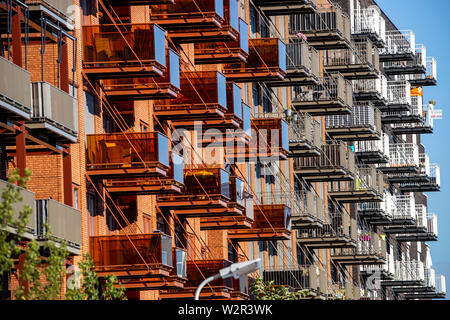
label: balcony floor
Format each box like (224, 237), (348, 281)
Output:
(324, 64), (379, 80)
(355, 151), (389, 164)
(328, 190), (383, 203)
(115, 275), (186, 290)
(200, 216), (253, 230)
(299, 31), (351, 50)
(228, 228), (291, 242)
(379, 52), (415, 63)
(160, 286), (232, 300)
(104, 179), (183, 195)
(331, 254), (385, 265)
(296, 236), (357, 249)
(289, 141), (321, 157)
(255, 1), (317, 16)
(267, 68), (319, 87)
(326, 126), (381, 141)
(292, 215), (324, 229)
(292, 100), (352, 116)
(295, 168), (355, 182)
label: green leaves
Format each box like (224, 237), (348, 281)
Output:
(249, 277), (310, 300)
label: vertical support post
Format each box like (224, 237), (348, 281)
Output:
(63, 146), (73, 207)
(15, 122), (26, 179)
(11, 5), (22, 67)
(60, 36), (70, 93)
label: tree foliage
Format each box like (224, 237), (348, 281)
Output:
(250, 277), (310, 300)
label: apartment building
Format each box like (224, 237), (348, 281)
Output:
(0, 0), (445, 300)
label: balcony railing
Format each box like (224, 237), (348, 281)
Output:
(383, 44), (426, 76)
(89, 233), (174, 276)
(323, 39), (379, 79)
(26, 0), (75, 26)
(409, 57), (437, 86)
(0, 56), (32, 119)
(101, 49), (180, 100)
(82, 24), (166, 78)
(351, 6), (386, 47)
(325, 103), (382, 140)
(86, 132), (170, 178)
(331, 231), (385, 265)
(255, 0), (317, 16)
(223, 38), (287, 82)
(292, 73), (352, 115)
(380, 30), (416, 61)
(194, 18), (249, 64)
(354, 132), (389, 164)
(392, 260), (425, 283)
(36, 199), (81, 254)
(294, 142), (356, 182)
(387, 143), (420, 170)
(27, 82), (78, 143)
(352, 74), (388, 106)
(289, 112), (321, 156)
(392, 194), (416, 222)
(289, 5), (351, 49)
(386, 80), (411, 111)
(0, 178), (36, 239)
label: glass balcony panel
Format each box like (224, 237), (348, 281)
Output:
(172, 153), (184, 185)
(82, 24), (166, 70)
(281, 120), (290, 152)
(243, 104), (252, 137)
(240, 19), (249, 54)
(227, 0), (239, 32)
(151, 0), (224, 20)
(184, 168), (230, 199)
(227, 83), (242, 119)
(86, 132), (170, 170)
(278, 39), (287, 72)
(174, 248), (187, 278)
(169, 50), (181, 89)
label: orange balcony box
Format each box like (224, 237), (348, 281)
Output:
(195, 18), (249, 64)
(150, 0), (236, 43)
(158, 168), (238, 217)
(228, 204), (292, 241)
(251, 118), (290, 160)
(89, 233), (173, 278)
(86, 132), (170, 179)
(103, 152), (184, 195)
(82, 23), (166, 79)
(223, 38), (287, 82)
(101, 49), (180, 100)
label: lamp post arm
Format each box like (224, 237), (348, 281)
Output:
(194, 274), (221, 300)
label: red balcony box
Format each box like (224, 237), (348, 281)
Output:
(195, 18), (249, 64)
(251, 117), (290, 160)
(150, 0), (236, 43)
(223, 38), (287, 82)
(103, 152), (184, 195)
(82, 23), (166, 79)
(86, 132), (170, 179)
(200, 176), (255, 230)
(89, 233), (174, 278)
(157, 168), (240, 218)
(228, 204), (292, 241)
(101, 49), (180, 101)
(160, 259), (242, 300)
(154, 71), (233, 128)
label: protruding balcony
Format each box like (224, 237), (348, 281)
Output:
(352, 75), (388, 107)
(358, 191), (395, 226)
(383, 44), (426, 76)
(228, 202), (292, 241)
(390, 96), (433, 134)
(382, 261), (425, 288)
(101, 49), (180, 100)
(294, 142), (356, 182)
(86, 132), (170, 179)
(26, 82), (78, 144)
(404, 274), (446, 299)
(379, 80), (412, 112)
(399, 161), (440, 192)
(160, 259), (248, 299)
(157, 168), (240, 217)
(292, 73), (352, 115)
(223, 38), (287, 82)
(268, 38), (320, 87)
(380, 30), (416, 62)
(0, 56), (32, 120)
(289, 112), (321, 157)
(378, 142), (420, 177)
(354, 133), (390, 164)
(328, 166), (384, 203)
(351, 6), (386, 48)
(26, 0), (74, 29)
(154, 71), (240, 129)
(409, 57), (437, 87)
(325, 103), (382, 141)
(331, 232), (385, 265)
(296, 213), (356, 248)
(396, 206), (438, 242)
(150, 0), (238, 43)
(323, 39), (379, 79)
(383, 194), (423, 235)
(291, 190), (325, 229)
(82, 24), (167, 79)
(199, 176), (254, 230)
(263, 265), (328, 299)
(89, 233), (186, 289)
(289, 6), (351, 50)
(360, 259), (395, 281)
(250, 117), (290, 161)
(194, 19), (249, 64)
(254, 0), (317, 16)
(35, 199), (81, 255)
(103, 152), (184, 195)
(0, 178), (36, 240)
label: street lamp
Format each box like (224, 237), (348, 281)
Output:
(194, 258), (262, 300)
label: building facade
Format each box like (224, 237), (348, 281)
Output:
(0, 0), (445, 300)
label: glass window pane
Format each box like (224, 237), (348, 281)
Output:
(154, 25), (166, 67)
(157, 133), (170, 167)
(240, 19), (249, 54)
(217, 72), (227, 109)
(278, 39), (287, 72)
(220, 169), (230, 198)
(169, 50), (180, 89)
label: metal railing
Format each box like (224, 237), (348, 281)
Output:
(393, 194), (416, 221)
(388, 143), (419, 168)
(289, 112), (322, 148)
(382, 30), (415, 55)
(352, 74), (387, 99)
(351, 6), (386, 43)
(387, 80), (411, 105)
(354, 132), (389, 157)
(325, 103), (381, 134)
(394, 260), (425, 282)
(436, 275), (447, 294)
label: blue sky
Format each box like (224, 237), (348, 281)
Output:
(376, 0), (450, 297)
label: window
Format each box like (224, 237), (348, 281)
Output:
(249, 5), (258, 37)
(87, 193), (97, 236)
(143, 213), (152, 233)
(174, 219), (186, 249)
(73, 186), (79, 210)
(156, 212), (170, 235)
